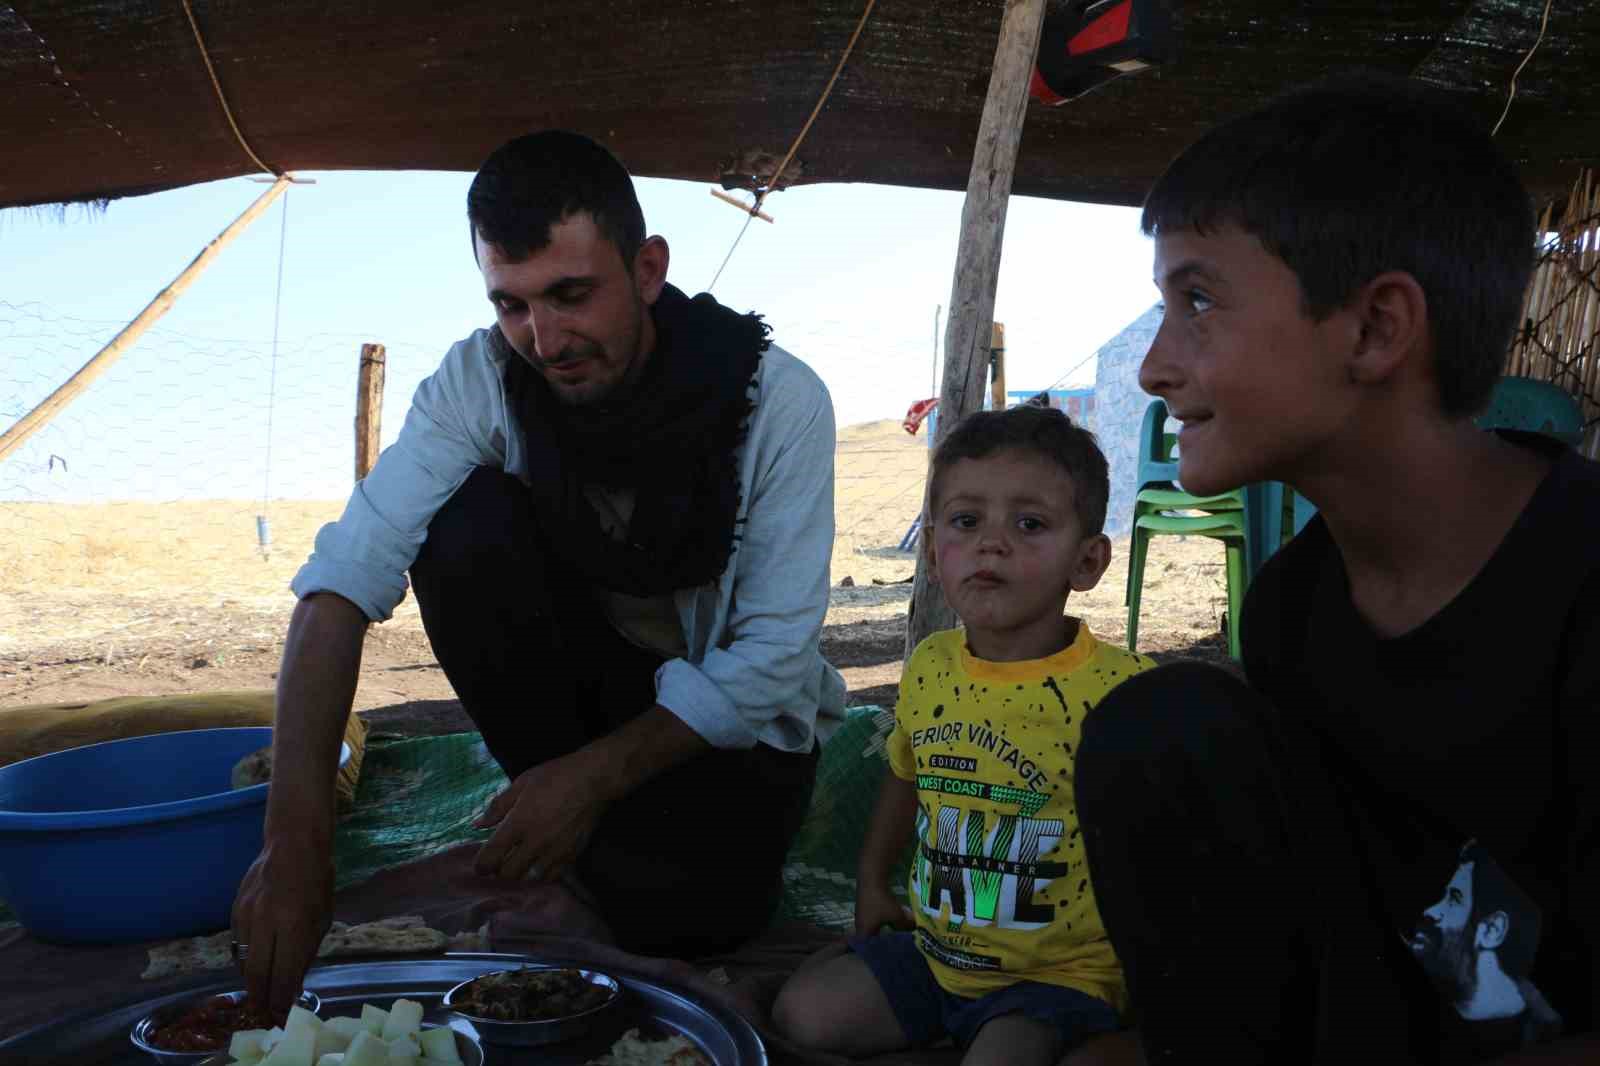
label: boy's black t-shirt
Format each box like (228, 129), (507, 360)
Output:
(1242, 439), (1600, 1063)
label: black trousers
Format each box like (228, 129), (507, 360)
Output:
(1076, 663), (1421, 1065)
(409, 468), (818, 957)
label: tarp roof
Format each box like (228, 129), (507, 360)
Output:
(2, 1), (1596, 213)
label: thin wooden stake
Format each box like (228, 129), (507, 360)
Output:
(905, 0), (1048, 659)
(355, 343), (387, 480)
(989, 322), (1008, 411)
(0, 176), (292, 464)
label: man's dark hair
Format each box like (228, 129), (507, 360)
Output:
(1461, 841), (1541, 979)
(467, 130), (646, 263)
(928, 404), (1110, 536)
(1141, 73), (1535, 417)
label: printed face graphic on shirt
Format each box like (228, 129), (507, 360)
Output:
(1408, 841), (1559, 1035)
(1411, 863), (1481, 1000)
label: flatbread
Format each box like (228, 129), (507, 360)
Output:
(588, 1027), (711, 1066)
(446, 921), (491, 953)
(141, 915), (449, 980)
(230, 747), (273, 789)
(316, 915), (448, 957)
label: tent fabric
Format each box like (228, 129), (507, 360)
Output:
(2, 1), (1596, 213)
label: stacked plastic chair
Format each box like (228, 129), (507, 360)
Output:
(1279, 376), (1587, 538)
(1126, 399), (1250, 660)
(1476, 375), (1584, 445)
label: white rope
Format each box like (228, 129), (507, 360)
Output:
(1492, 0), (1555, 138)
(261, 190), (289, 516)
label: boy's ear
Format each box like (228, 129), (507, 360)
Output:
(1347, 270), (1430, 389)
(922, 521), (940, 585)
(1070, 533), (1113, 593)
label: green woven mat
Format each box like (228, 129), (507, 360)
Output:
(332, 731), (505, 891)
(0, 709), (904, 933)
(337, 707), (909, 928)
(779, 705), (913, 928)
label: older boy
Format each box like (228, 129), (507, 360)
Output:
(1076, 75), (1599, 1064)
(776, 406), (1152, 1065)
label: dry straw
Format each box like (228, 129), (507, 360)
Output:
(1506, 170), (1600, 458)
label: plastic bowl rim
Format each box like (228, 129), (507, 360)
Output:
(0, 728), (349, 832)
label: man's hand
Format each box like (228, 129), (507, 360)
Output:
(854, 882), (915, 938)
(473, 748), (612, 881)
(231, 836), (334, 1014)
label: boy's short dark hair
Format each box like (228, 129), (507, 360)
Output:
(928, 404), (1111, 536)
(1141, 73), (1535, 417)
(467, 130), (646, 264)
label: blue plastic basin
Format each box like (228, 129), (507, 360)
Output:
(0, 727), (348, 944)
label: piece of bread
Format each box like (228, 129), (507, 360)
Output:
(587, 1027), (711, 1066)
(316, 916), (448, 958)
(142, 916), (448, 980)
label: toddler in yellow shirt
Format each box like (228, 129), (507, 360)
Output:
(774, 403), (1153, 1064)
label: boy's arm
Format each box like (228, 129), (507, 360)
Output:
(854, 769), (920, 937)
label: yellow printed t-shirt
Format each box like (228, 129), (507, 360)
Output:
(887, 623), (1153, 1009)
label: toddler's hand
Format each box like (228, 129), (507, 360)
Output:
(854, 883), (914, 938)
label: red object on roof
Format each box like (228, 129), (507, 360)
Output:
(903, 398), (939, 436)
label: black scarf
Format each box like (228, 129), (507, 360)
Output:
(500, 282), (767, 596)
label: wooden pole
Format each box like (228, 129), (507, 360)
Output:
(904, 0), (1047, 659)
(0, 176), (292, 464)
(989, 321), (1007, 410)
(355, 343), (387, 480)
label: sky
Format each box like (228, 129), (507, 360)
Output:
(0, 169), (1159, 502)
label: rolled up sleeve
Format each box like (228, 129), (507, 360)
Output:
(655, 367), (837, 749)
(290, 338), (507, 621)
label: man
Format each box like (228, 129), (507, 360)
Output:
(1412, 842), (1562, 1044)
(232, 131), (844, 1012)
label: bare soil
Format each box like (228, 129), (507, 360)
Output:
(1, 420), (1236, 728)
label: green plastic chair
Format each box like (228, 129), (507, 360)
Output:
(1268, 378), (1587, 551)
(1128, 504), (1247, 660)
(1476, 376), (1584, 445)
(1126, 399), (1249, 659)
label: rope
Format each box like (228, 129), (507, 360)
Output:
(1040, 346), (1102, 395)
(707, 0), (878, 290)
(179, 0), (279, 176)
(707, 210), (759, 291)
(761, 0), (878, 209)
(261, 190), (289, 512)
(1491, 0), (1555, 138)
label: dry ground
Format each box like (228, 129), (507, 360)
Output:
(0, 421), (1233, 727)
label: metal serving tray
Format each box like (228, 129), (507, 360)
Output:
(0, 953), (766, 1066)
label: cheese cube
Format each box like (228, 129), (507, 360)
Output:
(260, 1020), (317, 1066)
(381, 999), (425, 1041)
(229, 1029), (271, 1063)
(343, 1031), (388, 1066)
(359, 1004), (389, 1036)
(417, 1026), (463, 1065)
(322, 1016), (364, 1049)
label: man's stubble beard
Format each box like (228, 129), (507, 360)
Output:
(1416, 925), (1479, 1003)
(546, 296), (648, 409)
